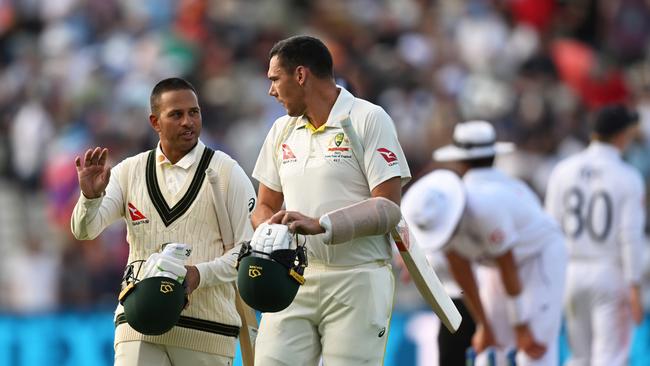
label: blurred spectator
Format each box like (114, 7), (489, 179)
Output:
(9, 97), (53, 190)
(6, 236), (60, 313)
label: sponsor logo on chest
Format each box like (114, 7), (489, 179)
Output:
(281, 144), (297, 164)
(325, 132), (353, 160)
(128, 202), (150, 225)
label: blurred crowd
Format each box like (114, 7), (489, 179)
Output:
(1, 0), (650, 315)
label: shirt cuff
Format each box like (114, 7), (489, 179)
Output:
(79, 192), (104, 207)
(195, 253), (239, 289)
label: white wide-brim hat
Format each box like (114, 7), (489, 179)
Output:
(434, 120), (515, 162)
(402, 169), (466, 251)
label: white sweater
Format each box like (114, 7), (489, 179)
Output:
(71, 142), (256, 357)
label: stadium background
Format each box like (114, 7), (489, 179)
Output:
(1, 0), (650, 365)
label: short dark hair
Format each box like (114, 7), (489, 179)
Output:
(269, 35), (333, 79)
(592, 104), (639, 141)
(150, 77), (197, 116)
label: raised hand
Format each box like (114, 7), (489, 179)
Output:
(75, 147), (110, 199)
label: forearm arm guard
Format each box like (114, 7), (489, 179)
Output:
(319, 197), (402, 245)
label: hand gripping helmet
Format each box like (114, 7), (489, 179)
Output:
(237, 224), (308, 313)
(118, 261), (187, 335)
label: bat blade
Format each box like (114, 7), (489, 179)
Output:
(234, 287), (258, 366)
(207, 166), (259, 365)
(391, 218), (462, 332)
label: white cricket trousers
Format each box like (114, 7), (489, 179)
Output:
(254, 260), (395, 366)
(475, 238), (567, 366)
(114, 340), (232, 366)
(563, 260), (633, 366)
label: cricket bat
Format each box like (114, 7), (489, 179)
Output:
(234, 286), (258, 366)
(206, 164), (258, 365)
(391, 218), (462, 332)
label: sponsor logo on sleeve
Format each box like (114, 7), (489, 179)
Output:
(377, 148), (398, 166)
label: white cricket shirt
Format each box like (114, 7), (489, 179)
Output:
(545, 141), (646, 283)
(253, 87), (411, 266)
(71, 140), (257, 356)
(447, 168), (562, 266)
(401, 170), (463, 296)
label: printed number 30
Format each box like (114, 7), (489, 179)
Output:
(563, 187), (613, 242)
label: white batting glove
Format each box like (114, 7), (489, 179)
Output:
(141, 253), (161, 279)
(161, 242), (192, 261)
(251, 223), (293, 255)
(141, 243), (192, 282)
(153, 256), (188, 283)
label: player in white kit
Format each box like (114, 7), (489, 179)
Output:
(251, 35), (411, 366)
(401, 169), (476, 366)
(545, 104), (645, 366)
(431, 120), (567, 366)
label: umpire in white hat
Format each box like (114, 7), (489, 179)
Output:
(427, 120), (567, 366)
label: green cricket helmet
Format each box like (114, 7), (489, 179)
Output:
(118, 262), (187, 335)
(236, 241), (307, 313)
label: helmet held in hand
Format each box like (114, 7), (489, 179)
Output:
(236, 224), (307, 312)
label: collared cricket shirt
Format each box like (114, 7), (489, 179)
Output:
(253, 87), (411, 266)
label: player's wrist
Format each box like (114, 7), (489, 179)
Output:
(514, 323), (530, 333)
(476, 321), (492, 331)
(81, 189), (104, 200)
(184, 265), (200, 294)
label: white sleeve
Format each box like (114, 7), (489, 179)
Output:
(360, 107), (411, 190)
(196, 162), (257, 288)
(252, 118), (284, 192)
(195, 244), (242, 288)
(70, 161), (125, 240)
(471, 197), (518, 257)
(544, 164), (563, 223)
(619, 172), (646, 284)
